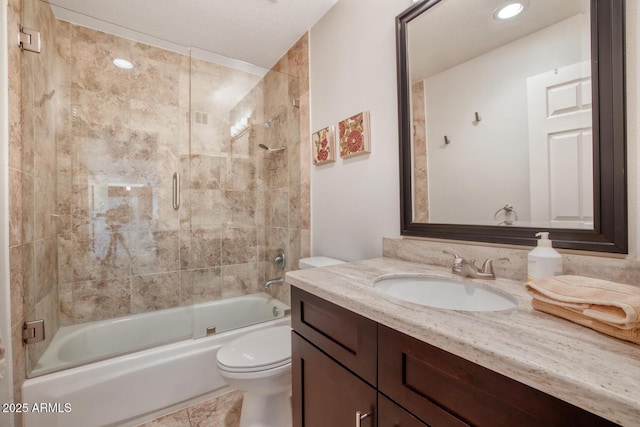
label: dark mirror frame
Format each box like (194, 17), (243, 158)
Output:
(397, 0), (627, 253)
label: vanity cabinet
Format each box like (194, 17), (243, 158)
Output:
(292, 333), (376, 427)
(291, 287), (619, 427)
(378, 325), (617, 427)
(378, 394), (428, 427)
(291, 288), (377, 426)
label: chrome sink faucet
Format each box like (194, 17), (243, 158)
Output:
(443, 251), (508, 280)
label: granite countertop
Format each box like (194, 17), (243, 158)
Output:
(285, 257), (640, 426)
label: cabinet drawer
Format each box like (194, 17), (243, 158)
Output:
(378, 394), (428, 427)
(292, 287), (377, 386)
(292, 332), (376, 427)
(378, 325), (618, 427)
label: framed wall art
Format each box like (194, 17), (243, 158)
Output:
(339, 111), (370, 158)
(312, 125), (336, 165)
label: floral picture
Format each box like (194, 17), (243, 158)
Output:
(312, 125), (336, 165)
(339, 111), (371, 158)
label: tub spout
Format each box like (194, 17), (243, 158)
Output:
(264, 277), (284, 289)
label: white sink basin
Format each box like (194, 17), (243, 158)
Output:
(373, 276), (517, 312)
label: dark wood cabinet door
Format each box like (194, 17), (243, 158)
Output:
(378, 325), (619, 427)
(378, 394), (428, 427)
(292, 332), (376, 427)
(291, 287), (377, 386)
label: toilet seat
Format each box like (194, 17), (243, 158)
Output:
(217, 325), (291, 373)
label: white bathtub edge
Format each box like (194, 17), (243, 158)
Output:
(22, 317), (290, 427)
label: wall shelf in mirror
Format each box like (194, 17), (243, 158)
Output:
(396, 0), (627, 253)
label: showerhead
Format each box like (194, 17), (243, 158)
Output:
(262, 115), (281, 129)
(258, 143), (286, 153)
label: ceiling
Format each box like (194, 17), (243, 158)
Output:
(48, 0), (338, 75)
(408, 0), (588, 81)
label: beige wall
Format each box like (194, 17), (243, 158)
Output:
(310, 0), (640, 261)
(309, 0), (407, 261)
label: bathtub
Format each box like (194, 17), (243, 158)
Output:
(22, 293), (290, 427)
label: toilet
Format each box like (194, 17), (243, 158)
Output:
(298, 256), (346, 269)
(216, 256), (344, 427)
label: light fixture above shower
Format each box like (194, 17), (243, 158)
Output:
(113, 58), (133, 69)
(231, 116), (250, 138)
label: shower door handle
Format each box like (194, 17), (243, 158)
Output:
(172, 172), (180, 210)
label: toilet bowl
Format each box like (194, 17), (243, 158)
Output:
(216, 325), (292, 427)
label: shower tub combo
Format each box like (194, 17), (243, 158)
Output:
(22, 293), (290, 427)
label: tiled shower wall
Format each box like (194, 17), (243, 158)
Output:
(8, 0), (59, 415)
(267, 34), (311, 304)
(230, 35), (309, 305)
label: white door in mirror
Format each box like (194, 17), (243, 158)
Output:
(527, 62), (593, 228)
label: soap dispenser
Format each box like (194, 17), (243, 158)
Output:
(527, 232), (562, 282)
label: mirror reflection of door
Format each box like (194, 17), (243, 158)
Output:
(527, 62), (593, 229)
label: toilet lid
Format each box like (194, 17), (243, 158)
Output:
(217, 326), (291, 372)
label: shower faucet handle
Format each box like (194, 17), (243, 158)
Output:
(274, 249), (286, 271)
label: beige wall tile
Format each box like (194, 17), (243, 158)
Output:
(131, 230), (180, 276)
(7, 0), (22, 172)
(72, 278), (132, 323)
(221, 263), (260, 298)
(34, 237), (57, 302)
(131, 272), (181, 313)
(221, 228), (258, 265)
(9, 246), (25, 325)
(8, 169), (23, 247)
(11, 321), (25, 419)
(180, 267), (222, 305)
(180, 229), (222, 270)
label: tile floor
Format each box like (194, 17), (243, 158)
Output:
(137, 390), (242, 427)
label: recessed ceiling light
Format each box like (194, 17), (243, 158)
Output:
(494, 2), (525, 20)
(113, 58), (133, 69)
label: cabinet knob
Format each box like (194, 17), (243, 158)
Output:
(355, 410), (371, 427)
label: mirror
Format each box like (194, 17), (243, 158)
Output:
(397, 0), (627, 253)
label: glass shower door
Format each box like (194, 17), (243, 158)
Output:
(25, 0), (194, 376)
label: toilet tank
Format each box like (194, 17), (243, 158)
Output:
(298, 257), (345, 269)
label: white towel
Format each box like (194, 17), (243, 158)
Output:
(525, 275), (640, 328)
(526, 275), (640, 345)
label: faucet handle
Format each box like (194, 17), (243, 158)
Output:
(443, 250), (464, 272)
(480, 257), (509, 275)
